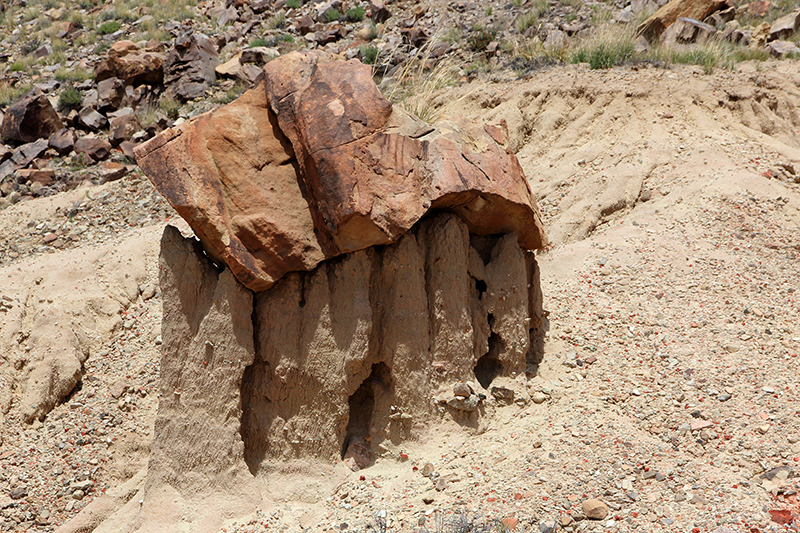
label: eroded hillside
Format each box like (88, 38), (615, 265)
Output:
(0, 55), (798, 533)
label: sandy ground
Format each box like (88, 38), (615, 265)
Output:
(0, 60), (798, 533)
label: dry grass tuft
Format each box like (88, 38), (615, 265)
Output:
(0, 83), (32, 106)
(570, 24), (637, 69)
(384, 31), (461, 123)
(510, 22), (781, 75)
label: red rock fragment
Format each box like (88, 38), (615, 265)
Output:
(768, 509), (793, 525)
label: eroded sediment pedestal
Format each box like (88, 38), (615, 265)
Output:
(155, 211), (543, 477)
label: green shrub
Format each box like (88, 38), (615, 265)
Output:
(98, 20), (121, 34)
(21, 7), (38, 22)
(443, 28), (461, 44)
(54, 67), (93, 82)
(113, 7), (138, 23)
(68, 11), (85, 25)
(360, 44), (378, 64)
(249, 34), (294, 48)
(517, 0), (548, 32)
(509, 37), (570, 72)
(669, 47), (722, 74)
(249, 37), (271, 48)
(346, 6), (365, 21)
(324, 7), (341, 22)
(44, 51), (67, 66)
(159, 96), (181, 120)
(20, 37), (42, 56)
(285, 0), (301, 7)
(93, 42), (111, 55)
(517, 12), (538, 33)
(572, 40), (635, 69)
(729, 47), (771, 62)
(52, 38), (69, 53)
(213, 82), (247, 105)
(467, 26), (496, 51)
(9, 61), (28, 72)
(0, 83), (32, 107)
(366, 22), (378, 40)
(590, 5), (614, 24)
(59, 87), (82, 110)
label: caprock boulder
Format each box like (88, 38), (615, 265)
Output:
(134, 51), (546, 293)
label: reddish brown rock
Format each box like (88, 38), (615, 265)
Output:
(583, 498), (609, 520)
(401, 27), (430, 47)
(136, 81), (324, 292)
(77, 107), (107, 131)
(0, 144), (11, 162)
(215, 53), (262, 85)
(97, 161), (128, 183)
(240, 46), (280, 66)
(49, 128), (75, 155)
(0, 139), (49, 180)
(370, 0), (391, 23)
(662, 17), (717, 44)
(636, 0), (731, 41)
(96, 77), (124, 111)
(109, 113), (141, 146)
(747, 0), (771, 17)
(136, 52), (547, 292)
(262, 52), (545, 253)
(164, 32), (220, 100)
(95, 40), (165, 86)
(703, 5), (735, 26)
(295, 15), (315, 34)
(766, 39), (800, 57)
(251, 0), (271, 14)
(0, 93), (64, 144)
(74, 136), (111, 162)
(214, 52), (243, 78)
(16, 168), (55, 186)
(56, 20), (82, 39)
(119, 140), (138, 161)
(769, 10), (800, 41)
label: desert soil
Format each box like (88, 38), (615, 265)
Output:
(1, 60), (799, 533)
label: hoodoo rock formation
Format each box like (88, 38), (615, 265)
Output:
(123, 51), (548, 531)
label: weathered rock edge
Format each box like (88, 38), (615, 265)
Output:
(135, 51), (547, 292)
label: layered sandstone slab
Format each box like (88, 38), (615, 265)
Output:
(135, 51), (546, 292)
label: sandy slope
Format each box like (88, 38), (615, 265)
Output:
(0, 60), (798, 533)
